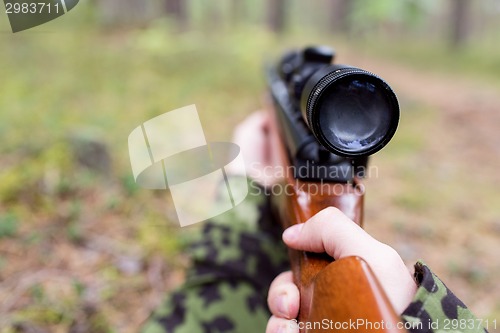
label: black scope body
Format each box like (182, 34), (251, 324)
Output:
(278, 46), (400, 158)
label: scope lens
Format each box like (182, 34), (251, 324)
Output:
(318, 77), (393, 154)
(302, 67), (399, 157)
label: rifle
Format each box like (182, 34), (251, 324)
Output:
(266, 46), (406, 332)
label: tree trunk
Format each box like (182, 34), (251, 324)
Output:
(231, 0), (246, 26)
(450, 0), (470, 48)
(267, 0), (287, 33)
(164, 0), (188, 31)
(200, 2), (222, 30)
(330, 0), (353, 34)
(97, 0), (150, 27)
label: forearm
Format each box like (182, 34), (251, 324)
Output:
(402, 261), (489, 333)
(142, 178), (289, 333)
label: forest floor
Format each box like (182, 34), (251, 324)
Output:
(0, 28), (499, 333)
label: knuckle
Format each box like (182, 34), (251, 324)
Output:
(315, 207), (345, 229)
(318, 206), (341, 220)
(377, 242), (403, 264)
(324, 206), (341, 215)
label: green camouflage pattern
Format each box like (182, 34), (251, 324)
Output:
(141, 180), (289, 333)
(142, 179), (487, 333)
(402, 262), (488, 333)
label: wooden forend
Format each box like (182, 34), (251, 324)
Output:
(268, 106), (406, 332)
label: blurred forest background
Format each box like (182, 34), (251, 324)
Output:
(0, 0), (499, 332)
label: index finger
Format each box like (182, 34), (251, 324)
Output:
(282, 207), (377, 260)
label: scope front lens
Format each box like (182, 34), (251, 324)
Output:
(302, 66), (399, 157)
(317, 77), (393, 154)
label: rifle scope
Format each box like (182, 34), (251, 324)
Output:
(279, 46), (399, 157)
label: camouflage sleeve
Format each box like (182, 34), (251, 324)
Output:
(141, 178), (289, 333)
(402, 261), (489, 333)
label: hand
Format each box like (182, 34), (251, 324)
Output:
(266, 207), (417, 333)
(226, 112), (280, 187)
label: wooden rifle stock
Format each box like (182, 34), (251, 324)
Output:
(268, 108), (407, 333)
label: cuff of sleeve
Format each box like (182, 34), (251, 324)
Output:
(401, 261), (488, 332)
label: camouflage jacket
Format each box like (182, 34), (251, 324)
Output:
(142, 180), (488, 333)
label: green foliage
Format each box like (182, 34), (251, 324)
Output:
(137, 211), (182, 256)
(351, 0), (434, 29)
(0, 213), (18, 238)
(0, 142), (74, 205)
(29, 283), (45, 303)
(359, 37), (500, 85)
(1, 6), (499, 331)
